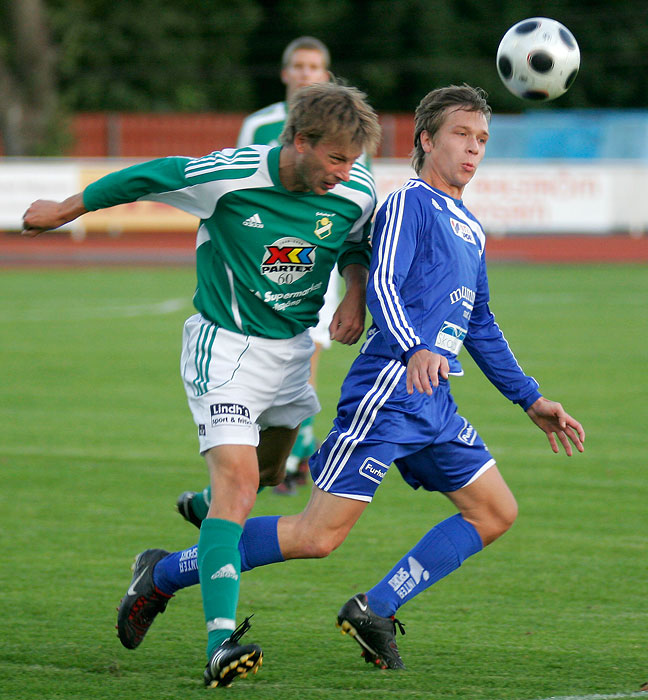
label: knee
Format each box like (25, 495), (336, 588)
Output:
(481, 498), (518, 545)
(292, 528), (342, 560)
(208, 478), (257, 521)
(496, 498), (518, 535)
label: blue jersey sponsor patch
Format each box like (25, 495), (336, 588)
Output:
(435, 321), (467, 355)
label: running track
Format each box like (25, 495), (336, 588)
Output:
(1, 231), (647, 267)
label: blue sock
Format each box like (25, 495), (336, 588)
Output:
(153, 515), (283, 595)
(153, 545), (199, 595)
(238, 515), (284, 570)
(365, 514), (483, 617)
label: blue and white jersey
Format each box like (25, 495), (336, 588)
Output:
(361, 178), (540, 410)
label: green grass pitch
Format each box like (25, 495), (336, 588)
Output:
(0, 263), (646, 700)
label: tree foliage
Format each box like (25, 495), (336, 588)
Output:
(1, 0), (647, 154)
(0, 0), (62, 155)
(48, 0), (263, 111)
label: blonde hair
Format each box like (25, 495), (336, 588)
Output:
(412, 85), (491, 174)
(281, 36), (330, 69)
(281, 81), (381, 156)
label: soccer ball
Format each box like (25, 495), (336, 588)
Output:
(496, 17), (580, 101)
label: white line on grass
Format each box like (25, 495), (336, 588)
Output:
(1, 297), (189, 322)
(529, 693), (647, 700)
(0, 444), (186, 463)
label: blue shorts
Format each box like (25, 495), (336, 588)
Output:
(310, 354), (495, 502)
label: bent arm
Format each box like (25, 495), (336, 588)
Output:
(329, 263), (368, 345)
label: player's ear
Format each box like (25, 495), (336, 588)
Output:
(293, 132), (309, 153)
(420, 130), (433, 153)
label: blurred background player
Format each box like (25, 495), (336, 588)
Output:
(236, 36), (331, 148)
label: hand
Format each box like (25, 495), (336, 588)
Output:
(526, 396), (585, 456)
(329, 295), (366, 345)
(406, 349), (449, 395)
(21, 194), (87, 237)
(329, 265), (367, 345)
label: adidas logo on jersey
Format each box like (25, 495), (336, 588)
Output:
(242, 213), (264, 228)
(211, 563), (239, 581)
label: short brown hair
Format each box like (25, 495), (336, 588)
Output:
(412, 85), (491, 174)
(281, 36), (330, 69)
(281, 81), (381, 156)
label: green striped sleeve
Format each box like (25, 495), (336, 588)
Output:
(83, 157), (190, 212)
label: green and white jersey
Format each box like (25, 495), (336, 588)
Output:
(236, 101), (287, 148)
(83, 145), (376, 339)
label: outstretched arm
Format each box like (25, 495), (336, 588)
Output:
(526, 396), (585, 456)
(22, 194), (87, 237)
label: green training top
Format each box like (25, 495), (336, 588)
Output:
(83, 145), (376, 339)
(236, 101), (287, 148)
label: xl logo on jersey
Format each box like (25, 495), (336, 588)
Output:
(450, 218), (476, 245)
(435, 321), (467, 356)
(261, 236), (315, 284)
(358, 457), (389, 484)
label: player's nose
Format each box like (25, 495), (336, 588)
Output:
(335, 162), (353, 182)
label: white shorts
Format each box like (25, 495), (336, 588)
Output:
(181, 314), (320, 453)
(309, 267), (340, 349)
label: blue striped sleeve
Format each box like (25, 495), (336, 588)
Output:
(367, 186), (425, 361)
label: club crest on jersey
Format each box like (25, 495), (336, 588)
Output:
(435, 320), (467, 355)
(314, 216), (333, 239)
(261, 236), (315, 283)
(450, 218), (476, 245)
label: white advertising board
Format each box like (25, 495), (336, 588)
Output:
(372, 160), (643, 235)
(0, 161), (80, 232)
(1, 158), (647, 236)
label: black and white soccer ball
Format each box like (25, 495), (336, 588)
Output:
(496, 17), (580, 101)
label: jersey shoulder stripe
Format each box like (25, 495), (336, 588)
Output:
(407, 181), (486, 255)
(184, 146), (267, 183)
(347, 161), (377, 201)
(393, 179), (486, 255)
(384, 178), (426, 202)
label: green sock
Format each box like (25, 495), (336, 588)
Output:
(191, 485), (264, 523)
(197, 517), (243, 658)
(291, 416), (317, 460)
(191, 486), (211, 521)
